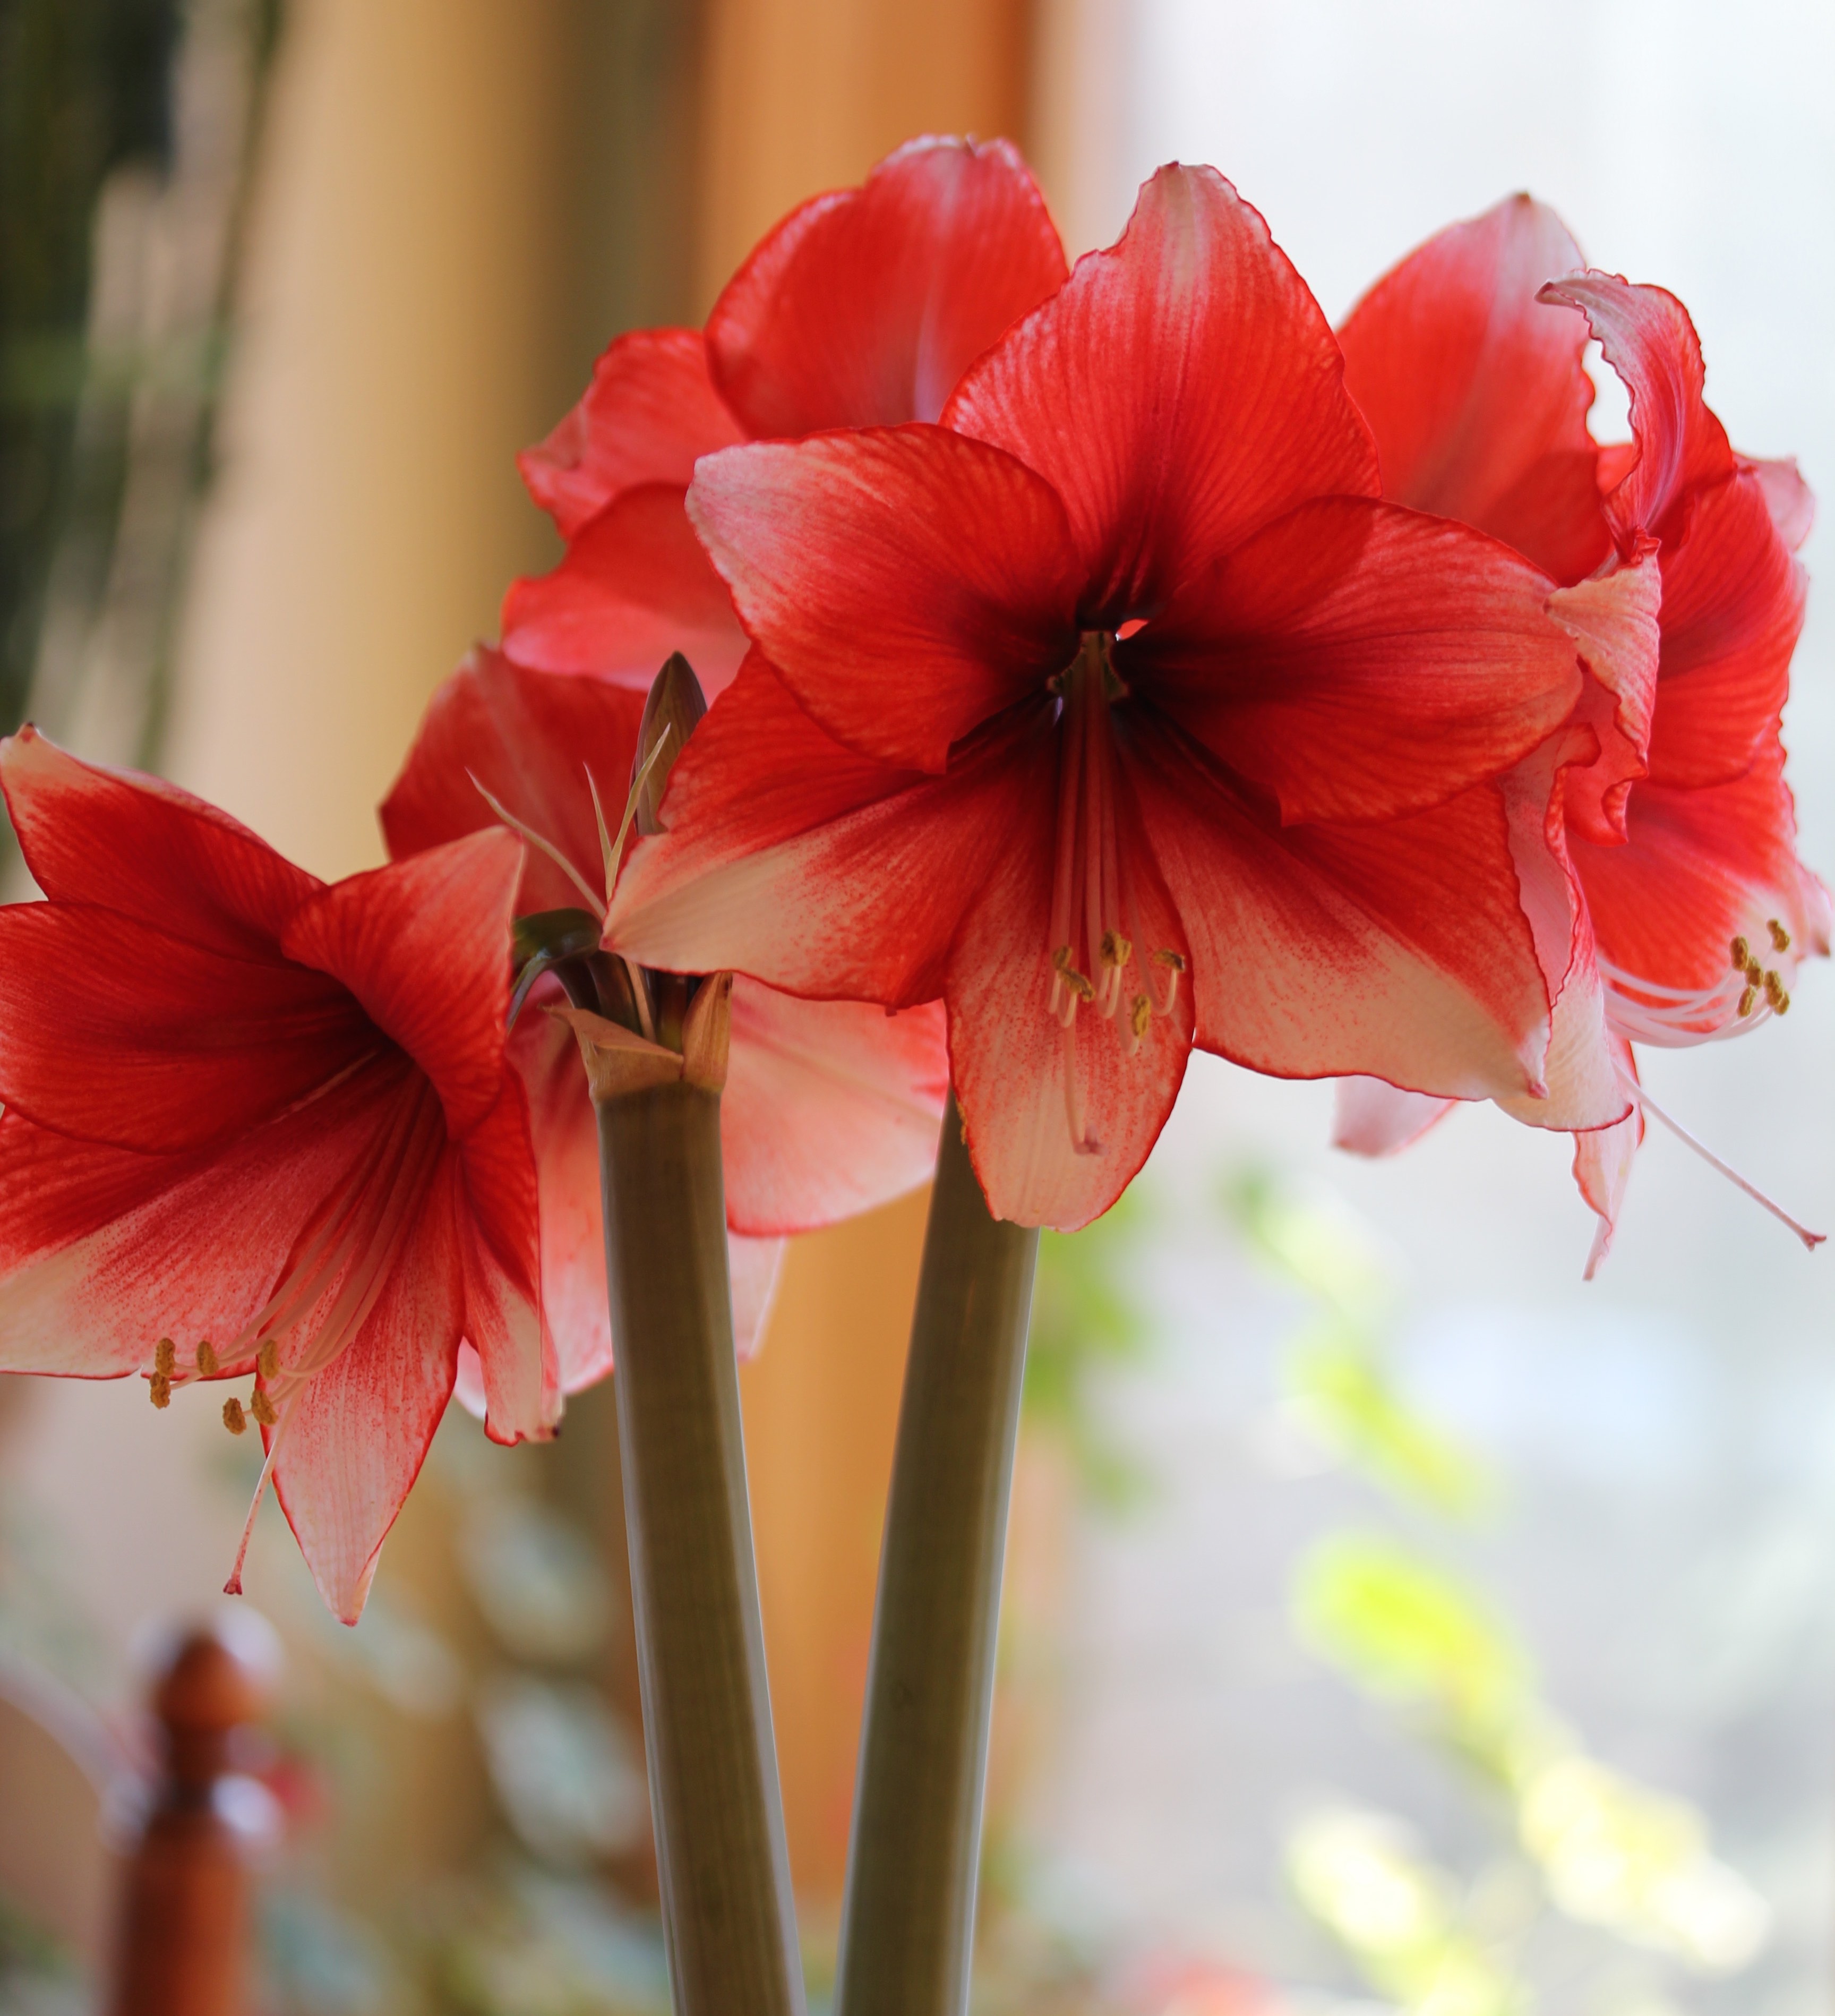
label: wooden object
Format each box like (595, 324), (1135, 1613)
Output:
(107, 1620), (277, 2016)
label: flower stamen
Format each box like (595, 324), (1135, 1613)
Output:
(1043, 631), (1188, 1150)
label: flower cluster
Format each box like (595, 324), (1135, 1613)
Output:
(0, 139), (1820, 1617)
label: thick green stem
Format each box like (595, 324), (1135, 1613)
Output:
(835, 1092), (1041, 2016)
(596, 1080), (804, 2016)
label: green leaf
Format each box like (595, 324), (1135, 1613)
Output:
(1295, 1534), (1528, 1745)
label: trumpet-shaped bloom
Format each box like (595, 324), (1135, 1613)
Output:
(0, 730), (552, 1621)
(1331, 198), (1827, 1266)
(500, 135), (1069, 696)
(607, 166), (1609, 1229)
(380, 646), (949, 1382)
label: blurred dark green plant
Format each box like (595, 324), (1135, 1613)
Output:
(0, 0), (280, 866)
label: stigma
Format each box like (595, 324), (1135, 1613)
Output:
(1044, 632), (1185, 1154)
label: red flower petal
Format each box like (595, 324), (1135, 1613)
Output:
(723, 983), (947, 1235)
(1136, 498), (1584, 822)
(728, 1234), (785, 1360)
(1644, 469), (1805, 791)
(947, 733), (1193, 1229)
(0, 1056), (407, 1376)
(1748, 456), (1815, 551)
(1575, 738), (1827, 994)
(706, 135), (1068, 438)
(0, 904), (371, 1152)
(1337, 195), (1610, 584)
(945, 163), (1380, 613)
(456, 1074), (554, 1443)
(688, 428), (1078, 771)
(1545, 546), (1662, 845)
(282, 830), (522, 1139)
(0, 727), (319, 956)
(501, 483), (750, 697)
(1493, 733), (1623, 1134)
(1538, 272), (1735, 537)
(507, 1005), (612, 1394)
(1332, 1079), (1456, 1156)
(518, 328), (745, 538)
(382, 645), (647, 913)
(611, 655), (1021, 1008)
(1130, 720), (1553, 1103)
(271, 1166), (464, 1622)
(1573, 1038), (1642, 1280)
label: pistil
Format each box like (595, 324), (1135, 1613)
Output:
(1043, 632), (1186, 1152)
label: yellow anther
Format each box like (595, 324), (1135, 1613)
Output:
(1768, 919), (1791, 953)
(195, 1340), (219, 1377)
(1738, 985), (1757, 1018)
(1730, 935), (1751, 970)
(221, 1397), (247, 1437)
(1746, 958), (1765, 985)
(1777, 989), (1791, 1015)
(1764, 969), (1785, 1005)
(154, 1337), (176, 1376)
(149, 1372), (172, 1411)
(1101, 930), (1133, 969)
(1152, 949), (1188, 971)
(1066, 968), (1096, 1002)
(250, 1388), (279, 1429)
(1131, 994), (1152, 1039)
(257, 1339), (279, 1381)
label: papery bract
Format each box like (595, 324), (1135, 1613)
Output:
(0, 729), (552, 1621)
(380, 646), (950, 1386)
(609, 166), (1610, 1230)
(502, 135), (1069, 697)
(1332, 197), (1827, 1267)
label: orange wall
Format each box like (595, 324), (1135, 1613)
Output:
(707, 0), (1039, 1909)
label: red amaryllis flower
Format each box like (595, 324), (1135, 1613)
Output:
(605, 165), (1613, 1229)
(500, 135), (1069, 696)
(1329, 197), (1828, 1266)
(0, 730), (552, 1622)
(380, 646), (949, 1384)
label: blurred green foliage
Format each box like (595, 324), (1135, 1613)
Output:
(1025, 1190), (1154, 1510)
(1224, 1169), (1770, 2011)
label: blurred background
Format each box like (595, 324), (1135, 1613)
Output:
(0, 1), (1830, 2012)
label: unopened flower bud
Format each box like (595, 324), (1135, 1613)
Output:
(632, 653), (708, 837)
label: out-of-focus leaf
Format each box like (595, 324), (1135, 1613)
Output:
(1287, 1806), (1525, 2015)
(1287, 1326), (1489, 1517)
(474, 1675), (646, 1866)
(1223, 1169), (1396, 1323)
(1294, 1534), (1527, 1755)
(460, 1496), (610, 1664)
(1516, 1754), (1770, 1972)
(1026, 1187), (1154, 1510)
